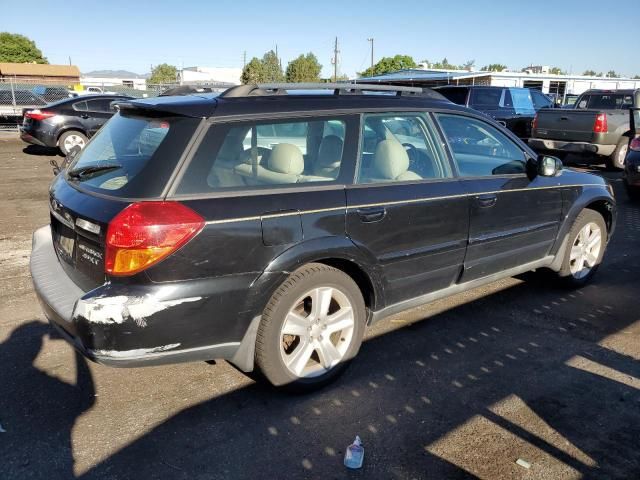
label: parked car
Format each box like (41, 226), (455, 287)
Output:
(20, 94), (132, 155)
(30, 83), (615, 390)
(0, 90), (46, 106)
(31, 86), (75, 102)
(623, 93), (640, 199)
(434, 86), (553, 139)
(529, 89), (635, 169)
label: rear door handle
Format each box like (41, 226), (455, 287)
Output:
(476, 194), (497, 208)
(357, 207), (386, 223)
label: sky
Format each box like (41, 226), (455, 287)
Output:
(1, 0), (638, 78)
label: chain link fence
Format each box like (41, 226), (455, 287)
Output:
(0, 77), (181, 130)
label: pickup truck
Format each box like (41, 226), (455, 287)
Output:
(529, 89), (636, 169)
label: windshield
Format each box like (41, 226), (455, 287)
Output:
(66, 112), (200, 198)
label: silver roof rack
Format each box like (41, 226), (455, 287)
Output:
(220, 82), (423, 98)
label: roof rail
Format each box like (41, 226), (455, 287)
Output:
(219, 82), (423, 98)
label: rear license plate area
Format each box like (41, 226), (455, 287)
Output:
(52, 220), (75, 264)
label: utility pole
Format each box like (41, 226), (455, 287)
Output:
(68, 56), (72, 66)
(243, 51), (247, 69)
(332, 36), (340, 82)
(367, 38), (374, 71)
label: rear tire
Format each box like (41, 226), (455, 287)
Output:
(606, 138), (629, 170)
(58, 130), (87, 156)
(255, 263), (366, 391)
(556, 209), (607, 287)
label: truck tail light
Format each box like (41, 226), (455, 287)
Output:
(532, 114), (538, 131)
(25, 109), (56, 121)
(105, 202), (205, 276)
(630, 137), (640, 152)
(593, 113), (608, 133)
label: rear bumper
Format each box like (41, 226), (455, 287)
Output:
(20, 127), (57, 148)
(528, 138), (616, 157)
(30, 226), (254, 368)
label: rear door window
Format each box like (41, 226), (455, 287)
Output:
(66, 112), (200, 198)
(86, 98), (117, 112)
(175, 115), (357, 195)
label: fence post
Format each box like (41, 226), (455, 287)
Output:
(10, 76), (16, 108)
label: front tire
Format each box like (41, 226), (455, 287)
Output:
(557, 209), (607, 287)
(58, 130), (87, 156)
(255, 263), (366, 390)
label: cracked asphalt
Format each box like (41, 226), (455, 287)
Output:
(0, 136), (639, 479)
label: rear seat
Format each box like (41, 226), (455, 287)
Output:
(361, 139), (421, 183)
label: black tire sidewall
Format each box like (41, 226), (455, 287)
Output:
(256, 264), (366, 389)
(559, 210), (607, 287)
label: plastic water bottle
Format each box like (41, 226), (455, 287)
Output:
(344, 436), (364, 469)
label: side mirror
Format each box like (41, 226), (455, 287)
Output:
(537, 155), (563, 177)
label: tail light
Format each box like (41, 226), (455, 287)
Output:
(630, 137), (640, 152)
(532, 114), (538, 130)
(593, 113), (608, 133)
(105, 202), (205, 276)
(25, 109), (56, 121)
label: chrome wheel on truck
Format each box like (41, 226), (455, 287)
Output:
(256, 263), (366, 390)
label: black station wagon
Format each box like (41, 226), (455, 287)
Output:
(31, 83), (616, 390)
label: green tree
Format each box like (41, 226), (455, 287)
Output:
(261, 50), (284, 82)
(481, 64), (507, 72)
(241, 57), (265, 84)
(549, 66), (565, 75)
(0, 32), (48, 64)
(462, 59), (475, 70)
(582, 70), (597, 76)
(606, 70), (618, 78)
(286, 53), (322, 82)
(359, 54), (417, 78)
(148, 63), (177, 84)
(633, 75), (640, 80)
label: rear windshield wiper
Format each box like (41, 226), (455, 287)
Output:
(67, 164), (122, 179)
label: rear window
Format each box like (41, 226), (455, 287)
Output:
(66, 112), (200, 198)
(576, 94), (634, 110)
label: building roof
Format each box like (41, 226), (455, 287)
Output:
(358, 69), (489, 83)
(0, 63), (80, 78)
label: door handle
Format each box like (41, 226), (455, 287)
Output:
(476, 194), (497, 208)
(357, 207), (386, 223)
(81, 114), (89, 119)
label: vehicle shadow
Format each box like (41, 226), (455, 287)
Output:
(22, 145), (60, 157)
(0, 321), (96, 479)
(72, 259), (640, 480)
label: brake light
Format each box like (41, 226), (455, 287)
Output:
(25, 109), (55, 121)
(593, 113), (608, 133)
(105, 202), (205, 276)
(532, 114), (538, 130)
(630, 137), (640, 152)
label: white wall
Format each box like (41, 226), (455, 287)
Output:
(81, 77), (146, 89)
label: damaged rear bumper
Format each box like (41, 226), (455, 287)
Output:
(30, 225), (258, 369)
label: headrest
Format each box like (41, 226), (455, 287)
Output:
(373, 139), (410, 179)
(317, 135), (343, 168)
(268, 143), (304, 175)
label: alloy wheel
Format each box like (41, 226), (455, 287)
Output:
(279, 286), (355, 378)
(569, 222), (602, 279)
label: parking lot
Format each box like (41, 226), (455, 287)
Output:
(0, 136), (639, 479)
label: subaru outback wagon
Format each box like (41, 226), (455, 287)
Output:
(31, 83), (616, 389)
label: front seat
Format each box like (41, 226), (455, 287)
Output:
(314, 135), (343, 178)
(370, 139), (421, 182)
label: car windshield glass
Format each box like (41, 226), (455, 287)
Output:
(66, 112), (199, 198)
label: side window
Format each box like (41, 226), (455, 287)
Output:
(531, 90), (552, 110)
(176, 117), (350, 194)
(73, 101), (88, 111)
(436, 114), (526, 176)
(356, 113), (451, 184)
(86, 99), (115, 112)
